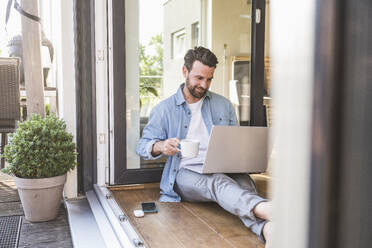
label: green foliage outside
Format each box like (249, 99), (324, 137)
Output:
(2, 114), (77, 178)
(139, 33), (163, 108)
(45, 103), (50, 116)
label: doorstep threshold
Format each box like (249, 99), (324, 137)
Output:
(65, 186), (145, 248)
(64, 197), (107, 248)
(93, 184), (145, 247)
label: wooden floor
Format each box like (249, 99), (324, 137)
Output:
(110, 174), (270, 248)
(0, 172), (73, 248)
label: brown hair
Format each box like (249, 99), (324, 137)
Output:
(184, 46), (218, 72)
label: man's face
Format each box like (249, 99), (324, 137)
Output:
(183, 60), (215, 99)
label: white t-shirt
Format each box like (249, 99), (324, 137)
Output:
(179, 97), (210, 169)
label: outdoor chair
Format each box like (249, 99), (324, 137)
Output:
(0, 57), (21, 169)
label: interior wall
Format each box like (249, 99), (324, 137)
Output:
(210, 0), (252, 97)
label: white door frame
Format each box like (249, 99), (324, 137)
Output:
(94, 0), (110, 186)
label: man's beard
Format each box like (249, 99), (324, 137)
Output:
(186, 76), (208, 99)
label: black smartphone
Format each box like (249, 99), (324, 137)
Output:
(141, 202), (158, 213)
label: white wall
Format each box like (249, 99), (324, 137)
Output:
(54, 0), (77, 198)
(163, 0), (200, 98)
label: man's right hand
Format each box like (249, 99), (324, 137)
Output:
(152, 138), (180, 157)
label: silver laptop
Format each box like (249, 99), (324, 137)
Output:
(183, 126), (269, 174)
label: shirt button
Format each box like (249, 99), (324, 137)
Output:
(173, 169), (177, 172)
(188, 112), (191, 115)
(170, 183), (173, 186)
(184, 125), (187, 128)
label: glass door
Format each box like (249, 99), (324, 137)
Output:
(109, 0), (265, 185)
(125, 0), (203, 173)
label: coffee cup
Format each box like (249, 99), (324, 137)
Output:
(180, 139), (200, 158)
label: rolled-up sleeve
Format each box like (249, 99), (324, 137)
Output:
(136, 105), (167, 160)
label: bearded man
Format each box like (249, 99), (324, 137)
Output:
(137, 46), (272, 246)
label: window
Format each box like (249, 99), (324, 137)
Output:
(191, 22), (200, 47)
(171, 29), (186, 59)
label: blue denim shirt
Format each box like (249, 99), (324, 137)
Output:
(136, 83), (238, 202)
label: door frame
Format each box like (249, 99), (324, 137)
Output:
(108, 0), (163, 185)
(74, 0), (97, 193)
(250, 0), (266, 126)
(108, 0), (266, 185)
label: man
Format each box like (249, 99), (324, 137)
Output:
(136, 46), (272, 246)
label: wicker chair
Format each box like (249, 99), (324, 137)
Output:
(0, 57), (21, 168)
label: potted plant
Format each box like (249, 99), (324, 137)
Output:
(2, 114), (77, 222)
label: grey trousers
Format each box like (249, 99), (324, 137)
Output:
(175, 168), (267, 242)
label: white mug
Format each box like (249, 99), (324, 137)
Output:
(180, 139), (200, 158)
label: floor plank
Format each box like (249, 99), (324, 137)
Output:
(182, 201), (253, 238)
(111, 175), (270, 248)
(229, 235), (263, 248)
(113, 189), (234, 248)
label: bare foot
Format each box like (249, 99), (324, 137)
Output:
(263, 221), (273, 248)
(253, 201), (272, 221)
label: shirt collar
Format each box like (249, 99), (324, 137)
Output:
(175, 83), (211, 106)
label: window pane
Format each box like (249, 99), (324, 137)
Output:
(172, 29), (186, 59)
(125, 0), (254, 170)
(191, 22), (200, 48)
(126, 0), (201, 169)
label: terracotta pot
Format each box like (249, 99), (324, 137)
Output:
(14, 174), (66, 222)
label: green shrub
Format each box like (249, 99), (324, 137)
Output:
(2, 114), (77, 178)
